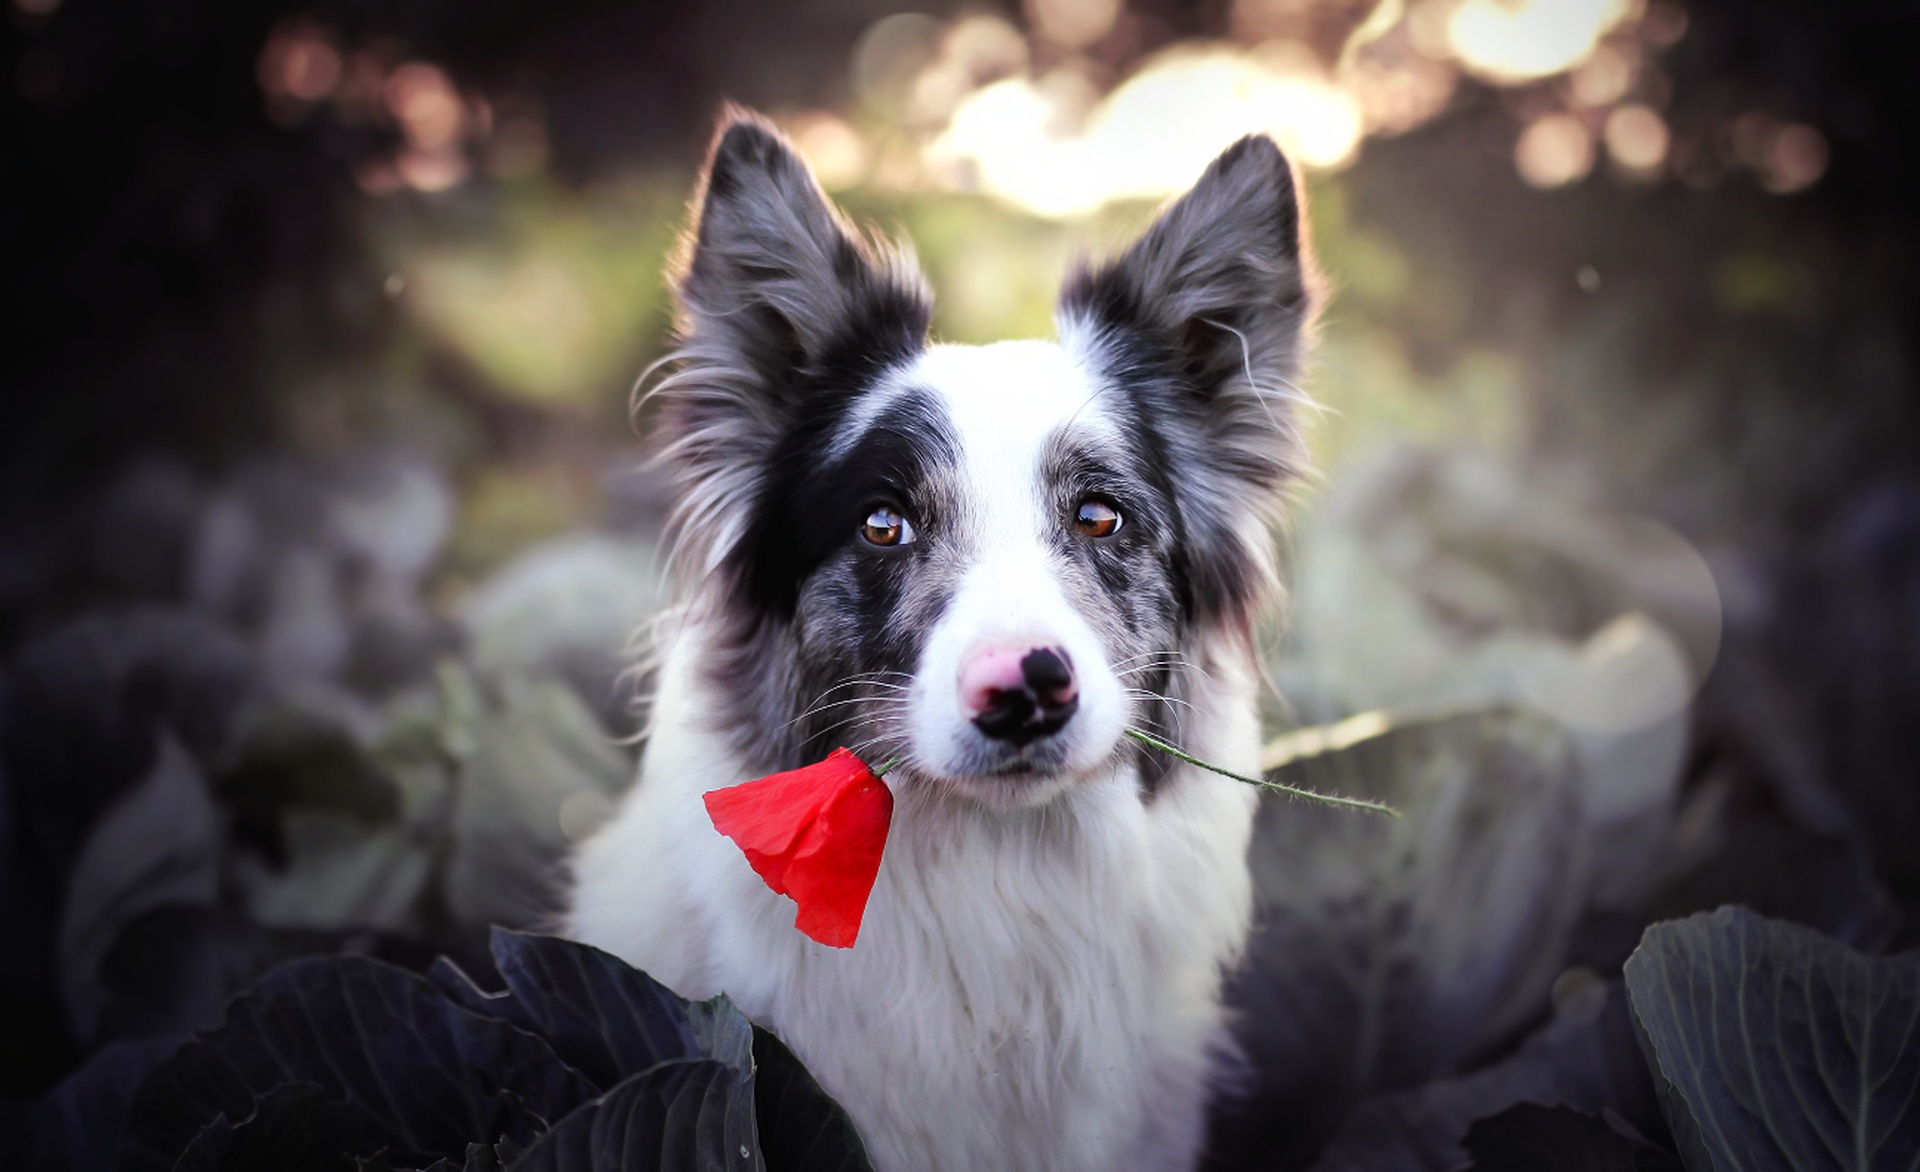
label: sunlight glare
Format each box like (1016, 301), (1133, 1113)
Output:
(1447, 0), (1640, 83)
(928, 45), (1363, 219)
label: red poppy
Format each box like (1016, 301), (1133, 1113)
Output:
(702, 747), (894, 948)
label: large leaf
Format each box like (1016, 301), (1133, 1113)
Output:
(57, 733), (219, 1045)
(88, 906), (278, 1053)
(172, 1082), (395, 1172)
(1643, 828), (1900, 951)
(1463, 1104), (1682, 1172)
(17, 1037), (179, 1172)
(5, 609), (255, 866)
(3, 609), (255, 1053)
(1624, 906), (1920, 1171)
(750, 1027), (875, 1172)
(1280, 450), (1707, 914)
(438, 932), (872, 1172)
(120, 955), (597, 1172)
(216, 695), (402, 825)
(1218, 710), (1590, 1167)
(443, 672), (631, 929)
(483, 929), (748, 1088)
(1310, 979), (1662, 1172)
(458, 532), (668, 733)
(508, 1059), (761, 1172)
(236, 810), (433, 932)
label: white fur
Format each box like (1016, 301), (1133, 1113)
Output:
(898, 342), (1128, 801)
(570, 297), (1266, 1172)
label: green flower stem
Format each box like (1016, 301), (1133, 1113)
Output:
(871, 755), (904, 778)
(1124, 728), (1399, 817)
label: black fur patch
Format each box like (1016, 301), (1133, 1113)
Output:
(710, 383), (961, 769)
(729, 386), (957, 620)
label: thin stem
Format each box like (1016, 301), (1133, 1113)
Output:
(871, 755), (905, 778)
(1124, 728), (1398, 817)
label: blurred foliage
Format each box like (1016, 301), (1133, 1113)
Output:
(383, 177), (684, 415)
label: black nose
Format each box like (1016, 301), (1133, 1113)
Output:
(973, 647), (1079, 746)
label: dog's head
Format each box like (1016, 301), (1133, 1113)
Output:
(653, 109), (1313, 808)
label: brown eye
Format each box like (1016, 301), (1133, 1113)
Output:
(1074, 499), (1123, 538)
(862, 506), (917, 547)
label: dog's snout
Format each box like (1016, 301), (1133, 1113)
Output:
(961, 645), (1079, 745)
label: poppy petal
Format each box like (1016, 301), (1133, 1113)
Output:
(703, 747), (895, 948)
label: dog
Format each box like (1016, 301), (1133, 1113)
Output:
(566, 108), (1314, 1172)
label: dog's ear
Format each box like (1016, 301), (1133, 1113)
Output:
(1059, 134), (1314, 479)
(660, 110), (931, 577)
(1059, 136), (1315, 631)
(675, 110), (931, 396)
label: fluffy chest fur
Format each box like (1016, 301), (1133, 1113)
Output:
(570, 632), (1261, 1172)
(565, 109), (1314, 1172)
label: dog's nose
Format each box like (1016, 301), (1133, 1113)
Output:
(960, 645), (1079, 745)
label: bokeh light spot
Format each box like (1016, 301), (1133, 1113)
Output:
(853, 13), (946, 110)
(397, 149), (469, 193)
(1568, 42), (1635, 107)
(386, 63), (466, 153)
(1515, 113), (1595, 187)
(788, 112), (871, 190)
(1763, 124), (1828, 194)
(1605, 103), (1669, 173)
(1448, 0), (1639, 84)
(1026, 0), (1122, 50)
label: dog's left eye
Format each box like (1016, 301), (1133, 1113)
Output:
(861, 506), (917, 547)
(1073, 499), (1123, 538)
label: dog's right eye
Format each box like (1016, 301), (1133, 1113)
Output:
(1073, 498), (1123, 538)
(861, 506), (917, 547)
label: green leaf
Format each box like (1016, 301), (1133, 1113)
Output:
(443, 672), (631, 929)
(217, 697), (402, 823)
(1624, 906), (1920, 1171)
(237, 812), (432, 932)
(1220, 710), (1592, 1166)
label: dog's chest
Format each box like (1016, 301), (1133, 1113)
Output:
(722, 783), (1255, 1172)
(570, 635), (1265, 1172)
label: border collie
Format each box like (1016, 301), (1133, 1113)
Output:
(567, 108), (1314, 1172)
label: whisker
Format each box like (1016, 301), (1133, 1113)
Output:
(785, 695), (912, 731)
(1124, 687), (1196, 714)
(1114, 658), (1192, 677)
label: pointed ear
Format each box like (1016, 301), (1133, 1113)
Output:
(675, 110), (931, 394)
(657, 110), (931, 578)
(1058, 134), (1314, 477)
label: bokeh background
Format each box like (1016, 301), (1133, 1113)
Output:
(3, 0), (1917, 1167)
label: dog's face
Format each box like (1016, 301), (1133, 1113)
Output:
(656, 113), (1311, 808)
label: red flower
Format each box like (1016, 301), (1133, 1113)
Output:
(702, 747), (894, 948)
